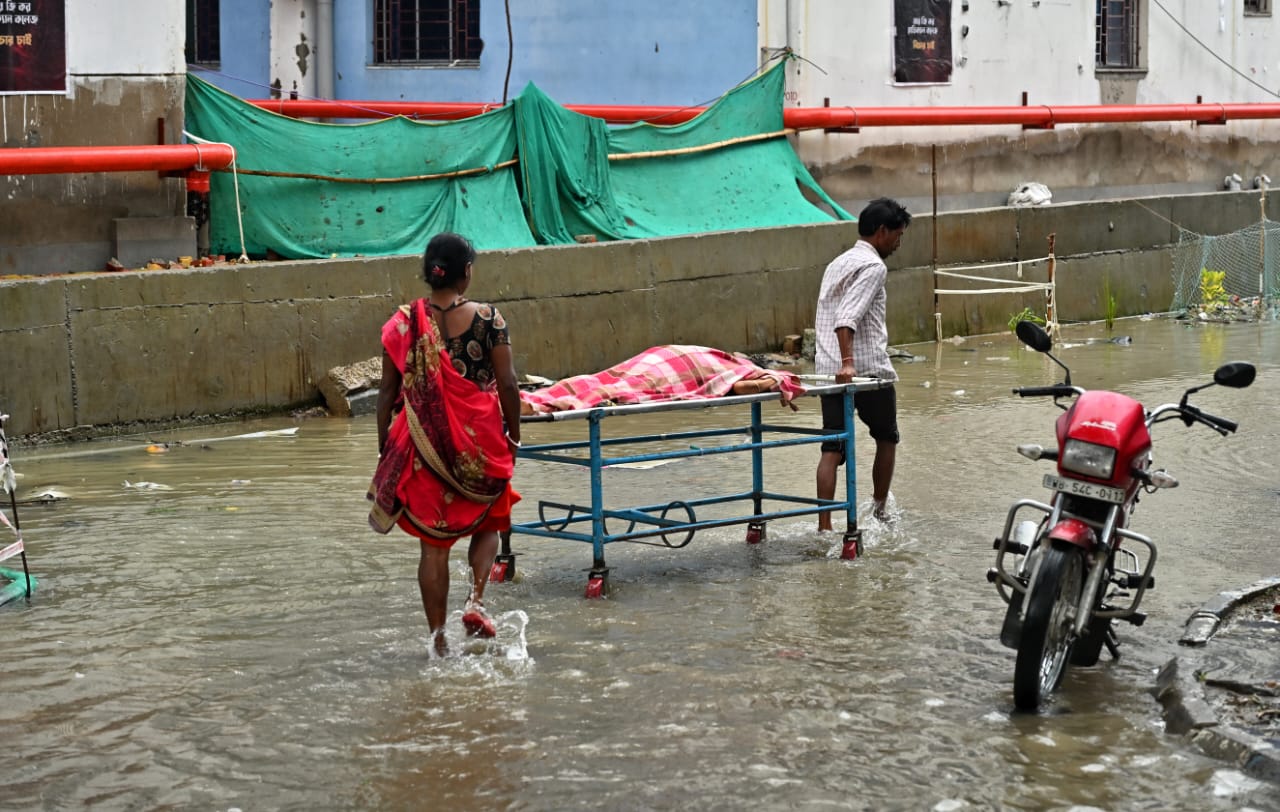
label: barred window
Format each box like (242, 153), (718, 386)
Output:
(1244, 0), (1271, 16)
(374, 0), (482, 64)
(186, 0), (221, 67)
(1096, 0), (1140, 69)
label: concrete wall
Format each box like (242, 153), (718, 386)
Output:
(1, 191), (1274, 439)
(0, 0), (190, 275)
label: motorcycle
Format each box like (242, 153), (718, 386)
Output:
(987, 320), (1256, 711)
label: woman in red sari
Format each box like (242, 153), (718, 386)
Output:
(368, 233), (522, 655)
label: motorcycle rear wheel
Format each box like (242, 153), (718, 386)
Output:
(1013, 542), (1084, 710)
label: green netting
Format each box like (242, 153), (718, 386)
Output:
(1171, 220), (1280, 312)
(184, 59), (849, 259)
(185, 76), (536, 257)
(514, 61), (852, 244)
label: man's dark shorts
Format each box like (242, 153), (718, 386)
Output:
(820, 385), (899, 464)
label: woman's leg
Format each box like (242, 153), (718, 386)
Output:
(418, 541), (451, 651)
(467, 530), (499, 604)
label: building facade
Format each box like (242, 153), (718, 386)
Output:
(4, 1), (1280, 276)
(760, 0), (1280, 211)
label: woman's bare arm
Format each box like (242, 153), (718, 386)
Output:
(375, 350), (401, 454)
(491, 342), (522, 447)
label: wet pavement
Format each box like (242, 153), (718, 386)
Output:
(1157, 577), (1280, 780)
(3, 316), (1280, 809)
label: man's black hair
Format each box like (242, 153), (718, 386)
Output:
(857, 198), (912, 238)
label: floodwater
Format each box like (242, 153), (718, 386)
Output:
(2, 317), (1279, 811)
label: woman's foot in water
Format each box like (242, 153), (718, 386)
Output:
(461, 596), (497, 638)
(430, 628), (449, 657)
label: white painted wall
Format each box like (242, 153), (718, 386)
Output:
(759, 0), (1280, 166)
(66, 0), (184, 75)
(270, 0), (318, 99)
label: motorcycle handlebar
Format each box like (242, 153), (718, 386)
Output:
(1167, 403), (1238, 435)
(1192, 407), (1238, 434)
(1014, 384), (1080, 398)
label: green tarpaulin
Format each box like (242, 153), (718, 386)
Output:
(184, 60), (850, 259)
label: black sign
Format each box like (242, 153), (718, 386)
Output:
(1, 0), (66, 94)
(894, 0), (952, 85)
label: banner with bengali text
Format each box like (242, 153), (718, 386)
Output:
(893, 0), (952, 85)
(1, 0), (65, 94)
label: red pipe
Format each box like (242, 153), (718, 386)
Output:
(4, 100), (1270, 177)
(0, 144), (236, 175)
(247, 98), (1280, 129)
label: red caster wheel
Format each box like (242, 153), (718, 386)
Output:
(745, 521), (766, 544)
(840, 530), (864, 560)
(489, 554), (516, 583)
(584, 572), (607, 599)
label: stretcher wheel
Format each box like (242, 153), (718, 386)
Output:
(584, 573), (607, 599)
(490, 560), (510, 583)
(745, 520), (766, 544)
(840, 530), (864, 560)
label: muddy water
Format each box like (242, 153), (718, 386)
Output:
(2, 317), (1279, 810)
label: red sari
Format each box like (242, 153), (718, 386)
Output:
(367, 299), (518, 545)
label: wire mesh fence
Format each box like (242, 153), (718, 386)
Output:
(1172, 219), (1280, 314)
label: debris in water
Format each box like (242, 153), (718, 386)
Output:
(123, 480), (174, 491)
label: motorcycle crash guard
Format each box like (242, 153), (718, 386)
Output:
(1047, 518), (1098, 550)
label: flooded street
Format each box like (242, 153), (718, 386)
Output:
(3, 317), (1279, 810)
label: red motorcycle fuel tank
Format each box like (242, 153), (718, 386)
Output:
(1055, 390), (1151, 489)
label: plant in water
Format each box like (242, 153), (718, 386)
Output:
(1199, 268), (1229, 311)
(1008, 307), (1046, 334)
(1103, 276), (1118, 331)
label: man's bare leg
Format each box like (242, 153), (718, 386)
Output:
(816, 450), (842, 532)
(871, 439), (897, 519)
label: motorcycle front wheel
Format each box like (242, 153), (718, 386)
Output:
(1013, 542), (1084, 710)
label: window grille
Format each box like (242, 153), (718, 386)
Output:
(186, 0), (221, 67)
(1244, 0), (1271, 16)
(1096, 0), (1140, 69)
(374, 0), (482, 64)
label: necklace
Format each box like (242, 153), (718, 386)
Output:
(429, 297), (468, 312)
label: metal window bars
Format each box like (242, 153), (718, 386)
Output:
(1096, 0), (1140, 69)
(374, 0), (482, 64)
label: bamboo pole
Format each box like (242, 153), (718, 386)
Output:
(1046, 233), (1057, 337)
(213, 129), (795, 184)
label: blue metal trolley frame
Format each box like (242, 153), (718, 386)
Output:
(495, 380), (888, 596)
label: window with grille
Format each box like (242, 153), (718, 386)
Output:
(374, 0), (482, 64)
(185, 0), (221, 67)
(1095, 0), (1140, 69)
(1244, 0), (1271, 16)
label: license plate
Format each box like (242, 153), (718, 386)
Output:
(1043, 473), (1125, 504)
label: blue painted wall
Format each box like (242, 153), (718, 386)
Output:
(194, 2), (271, 99)
(199, 1), (757, 106)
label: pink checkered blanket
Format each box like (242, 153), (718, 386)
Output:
(520, 345), (803, 414)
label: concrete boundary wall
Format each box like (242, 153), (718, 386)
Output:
(1, 191), (1273, 439)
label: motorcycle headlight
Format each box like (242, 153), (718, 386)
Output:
(1061, 439), (1116, 479)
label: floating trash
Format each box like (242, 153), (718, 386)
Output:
(15, 487), (69, 506)
(123, 480), (174, 491)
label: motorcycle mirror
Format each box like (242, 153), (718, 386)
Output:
(1213, 362), (1256, 389)
(1015, 320), (1053, 353)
